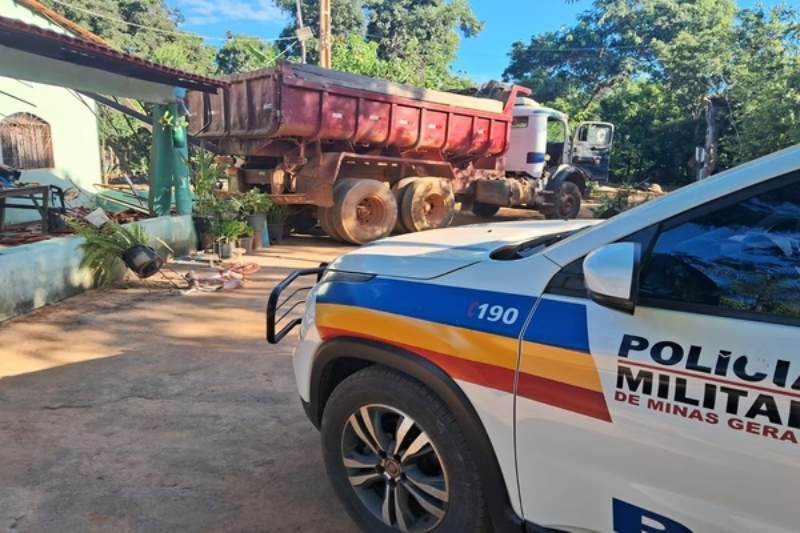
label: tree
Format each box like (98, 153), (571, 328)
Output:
(331, 34), (470, 90)
(503, 0), (800, 185)
(42, 0), (214, 74)
(274, 0), (479, 89)
(273, 0), (365, 63)
(215, 33), (281, 75)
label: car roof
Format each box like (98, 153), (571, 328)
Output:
(545, 143), (800, 266)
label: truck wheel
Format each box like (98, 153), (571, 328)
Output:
(318, 206), (345, 241)
(544, 181), (582, 219)
(391, 178), (416, 234)
(321, 367), (490, 533)
(471, 202), (500, 218)
(400, 178), (456, 233)
(332, 179), (398, 244)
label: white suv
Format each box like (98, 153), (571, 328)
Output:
(268, 144), (800, 533)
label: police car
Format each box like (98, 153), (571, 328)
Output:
(267, 144), (800, 533)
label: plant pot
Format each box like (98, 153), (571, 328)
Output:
(193, 215), (213, 250)
(238, 236), (254, 254)
(121, 245), (163, 278)
(200, 232), (215, 251)
(246, 213), (266, 230)
(246, 214), (266, 250)
(217, 241), (232, 259)
(267, 223), (285, 243)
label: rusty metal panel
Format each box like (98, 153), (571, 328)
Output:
(390, 105), (420, 147)
(320, 93), (357, 140)
(187, 62), (529, 165)
(355, 99), (390, 144)
(277, 85), (320, 138)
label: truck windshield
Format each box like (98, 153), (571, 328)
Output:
(490, 227), (590, 260)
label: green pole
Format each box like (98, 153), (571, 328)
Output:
(148, 104), (173, 216)
(171, 92), (192, 215)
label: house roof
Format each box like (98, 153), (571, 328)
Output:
(16, 0), (109, 46)
(0, 14), (225, 94)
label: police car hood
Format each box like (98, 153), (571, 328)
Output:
(327, 219), (599, 280)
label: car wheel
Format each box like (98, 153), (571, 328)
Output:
(321, 366), (489, 533)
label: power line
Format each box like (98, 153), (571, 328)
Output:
(47, 0), (295, 43)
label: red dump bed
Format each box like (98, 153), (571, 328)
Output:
(188, 63), (527, 159)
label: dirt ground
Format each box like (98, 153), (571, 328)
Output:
(0, 207), (568, 532)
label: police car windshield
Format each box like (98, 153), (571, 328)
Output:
(490, 227), (590, 260)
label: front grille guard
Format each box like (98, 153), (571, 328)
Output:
(266, 264), (326, 344)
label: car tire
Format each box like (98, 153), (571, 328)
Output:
(321, 366), (490, 533)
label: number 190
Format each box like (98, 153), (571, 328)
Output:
(476, 303), (519, 325)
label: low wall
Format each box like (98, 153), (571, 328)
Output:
(0, 215), (195, 322)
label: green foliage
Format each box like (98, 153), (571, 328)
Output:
(277, 0), (479, 89)
(219, 219), (250, 241)
(190, 148), (225, 215)
(239, 189), (272, 215)
(267, 203), (289, 224)
(69, 219), (151, 287)
(215, 32), (281, 75)
(592, 188), (632, 219)
(331, 34), (469, 89)
(504, 0), (800, 185)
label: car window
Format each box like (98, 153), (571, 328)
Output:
(639, 176), (800, 320)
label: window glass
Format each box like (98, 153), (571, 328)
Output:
(640, 176), (800, 319)
(512, 116), (529, 129)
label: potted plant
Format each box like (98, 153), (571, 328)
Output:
(239, 188), (272, 249)
(69, 219), (169, 287)
(267, 203), (289, 243)
(218, 219), (249, 259)
(190, 148), (225, 248)
(238, 223), (255, 254)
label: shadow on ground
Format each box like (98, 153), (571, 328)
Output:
(0, 241), (356, 532)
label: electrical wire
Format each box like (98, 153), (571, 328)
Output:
(47, 0), (295, 43)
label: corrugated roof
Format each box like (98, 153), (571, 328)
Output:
(0, 14), (225, 93)
(16, 0), (109, 46)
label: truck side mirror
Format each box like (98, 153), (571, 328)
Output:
(582, 242), (641, 314)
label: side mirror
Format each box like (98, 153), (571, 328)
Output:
(583, 242), (641, 314)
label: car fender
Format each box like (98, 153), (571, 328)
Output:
(308, 336), (530, 533)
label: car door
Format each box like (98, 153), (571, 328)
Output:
(571, 122), (614, 181)
(516, 171), (800, 532)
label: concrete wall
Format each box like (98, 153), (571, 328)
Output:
(0, 0), (102, 224)
(0, 215), (196, 322)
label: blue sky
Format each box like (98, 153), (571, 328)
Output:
(169, 0), (798, 81)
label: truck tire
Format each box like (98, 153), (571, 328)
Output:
(331, 178), (398, 244)
(318, 206), (345, 241)
(321, 366), (490, 533)
(471, 202), (500, 218)
(391, 178), (417, 234)
(543, 181), (582, 220)
(400, 178), (456, 233)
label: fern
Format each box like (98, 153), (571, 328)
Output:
(67, 218), (168, 287)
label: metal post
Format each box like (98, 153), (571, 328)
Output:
(295, 0), (307, 64)
(319, 0), (331, 69)
(149, 104), (172, 216)
(171, 90), (192, 215)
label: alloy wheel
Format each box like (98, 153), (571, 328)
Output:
(340, 404), (449, 532)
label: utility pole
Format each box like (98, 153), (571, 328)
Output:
(319, 0), (331, 69)
(294, 0), (307, 64)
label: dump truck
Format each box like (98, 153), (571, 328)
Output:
(187, 63), (614, 244)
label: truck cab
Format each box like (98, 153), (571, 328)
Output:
(505, 97), (615, 183)
(472, 97), (615, 221)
